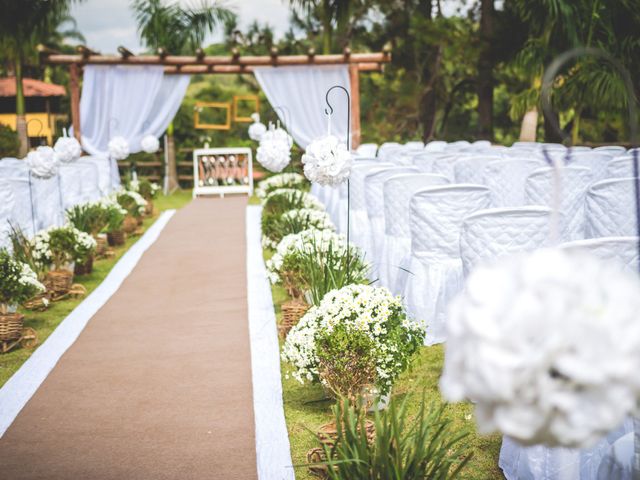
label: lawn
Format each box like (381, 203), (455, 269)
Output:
(264, 253), (504, 479)
(0, 189), (193, 388)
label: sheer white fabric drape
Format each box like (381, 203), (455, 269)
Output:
(254, 65), (350, 148)
(77, 65), (190, 156)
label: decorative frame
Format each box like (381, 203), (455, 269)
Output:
(194, 102), (231, 130)
(192, 147), (254, 198)
(233, 95), (260, 123)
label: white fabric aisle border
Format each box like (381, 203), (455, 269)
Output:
(0, 210), (176, 438)
(246, 205), (295, 480)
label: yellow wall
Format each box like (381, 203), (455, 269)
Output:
(0, 112), (67, 145)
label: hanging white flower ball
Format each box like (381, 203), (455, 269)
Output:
(140, 134), (160, 154)
(53, 136), (82, 163)
(248, 113), (266, 142)
(108, 136), (130, 160)
(25, 146), (60, 179)
(256, 127), (292, 173)
(440, 248), (640, 449)
(0, 179), (15, 217)
(301, 135), (352, 186)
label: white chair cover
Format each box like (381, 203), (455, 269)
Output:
(403, 185), (491, 344)
(568, 152), (611, 182)
(524, 166), (592, 241)
(378, 173), (449, 292)
(446, 140), (471, 151)
(431, 154), (458, 180)
(80, 155), (113, 195)
(0, 178), (15, 249)
(404, 141), (424, 150)
(425, 140), (447, 152)
(585, 178), (639, 238)
(356, 143), (378, 157)
(453, 155), (501, 184)
(0, 162), (28, 178)
(484, 159), (542, 207)
(365, 166), (421, 280)
(334, 160), (378, 233)
(460, 206), (552, 277)
(605, 156), (636, 179)
(377, 142), (402, 161)
(348, 162), (393, 258)
(594, 145), (627, 156)
(75, 162), (101, 203)
(6, 177), (38, 238)
(59, 164), (85, 210)
(32, 176), (64, 230)
(561, 236), (639, 275)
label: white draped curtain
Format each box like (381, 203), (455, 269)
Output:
(254, 65), (351, 149)
(77, 65), (190, 156)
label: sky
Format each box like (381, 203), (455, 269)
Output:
(70, 0), (292, 54)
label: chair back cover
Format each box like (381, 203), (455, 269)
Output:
(483, 158), (541, 206)
(59, 164), (85, 210)
(585, 178), (639, 238)
(594, 145), (627, 156)
(425, 140), (447, 152)
(377, 142), (402, 161)
(32, 176), (64, 230)
(605, 155), (636, 179)
(524, 165), (592, 241)
(383, 173), (450, 237)
(0, 162), (28, 178)
(568, 152), (611, 182)
(80, 155), (112, 195)
(460, 206), (552, 277)
(560, 236), (640, 274)
(356, 143), (378, 157)
(453, 155), (501, 184)
(6, 177), (38, 238)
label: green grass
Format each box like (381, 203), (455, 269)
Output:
(265, 251), (504, 479)
(0, 190), (193, 388)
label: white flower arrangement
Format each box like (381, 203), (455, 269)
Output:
(32, 225), (97, 269)
(141, 134), (160, 154)
(261, 207), (335, 250)
(256, 126), (293, 173)
(115, 190), (148, 216)
(248, 113), (267, 142)
(282, 284), (424, 394)
(0, 251), (45, 310)
(25, 146), (60, 179)
(266, 228), (355, 285)
(53, 136), (82, 163)
(255, 173), (307, 199)
(440, 248), (640, 448)
(108, 136), (130, 160)
(262, 188), (324, 211)
(301, 135), (352, 186)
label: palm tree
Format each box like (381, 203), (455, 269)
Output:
(0, 0), (82, 156)
(131, 0), (234, 191)
(288, 0), (355, 54)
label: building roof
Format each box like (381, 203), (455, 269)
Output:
(0, 77), (66, 97)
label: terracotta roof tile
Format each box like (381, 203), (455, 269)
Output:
(0, 77), (66, 97)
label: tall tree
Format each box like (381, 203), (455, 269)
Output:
(288, 0), (357, 53)
(131, 0), (233, 191)
(0, 0), (81, 156)
(477, 0), (494, 140)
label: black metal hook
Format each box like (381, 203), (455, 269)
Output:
(324, 85), (351, 150)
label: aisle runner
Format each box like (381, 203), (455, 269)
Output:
(0, 210), (175, 437)
(0, 199), (258, 480)
(246, 206), (295, 480)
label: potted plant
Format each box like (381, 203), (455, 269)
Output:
(72, 229), (97, 275)
(32, 226), (78, 295)
(134, 178), (160, 215)
(117, 190), (147, 231)
(8, 223), (49, 310)
(104, 200), (127, 246)
(0, 249), (45, 346)
(282, 284), (425, 404)
(66, 201), (109, 258)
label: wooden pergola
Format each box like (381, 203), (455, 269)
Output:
(39, 45), (391, 148)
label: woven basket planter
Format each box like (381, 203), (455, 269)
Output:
(23, 292), (50, 311)
(123, 215), (138, 234)
(279, 299), (309, 338)
(95, 235), (108, 256)
(0, 313), (24, 343)
(145, 200), (154, 216)
(107, 230), (126, 246)
(280, 270), (304, 299)
(74, 255), (94, 276)
(45, 269), (74, 296)
(136, 216), (143, 226)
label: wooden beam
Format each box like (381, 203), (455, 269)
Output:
(41, 51), (391, 67)
(349, 63), (361, 149)
(69, 63), (81, 143)
(163, 62), (384, 75)
(117, 46), (134, 58)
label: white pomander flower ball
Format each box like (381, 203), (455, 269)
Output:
(140, 134), (160, 154)
(440, 248), (640, 449)
(248, 113), (266, 142)
(256, 126), (292, 173)
(301, 135), (352, 186)
(108, 136), (130, 160)
(0, 179), (15, 218)
(53, 136), (82, 163)
(25, 146), (60, 179)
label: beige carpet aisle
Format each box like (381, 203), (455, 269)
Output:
(0, 197), (257, 480)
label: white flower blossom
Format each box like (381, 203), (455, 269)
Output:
(140, 134), (160, 153)
(255, 173), (307, 199)
(440, 248), (640, 448)
(108, 136), (130, 160)
(25, 146), (60, 179)
(301, 135), (352, 186)
(53, 136), (82, 163)
(248, 113), (267, 141)
(256, 126), (293, 173)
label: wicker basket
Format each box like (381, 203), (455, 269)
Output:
(145, 200), (154, 216)
(45, 270), (74, 295)
(95, 235), (108, 257)
(279, 299), (309, 338)
(23, 292), (50, 311)
(136, 216), (143, 226)
(74, 256), (94, 275)
(0, 313), (24, 342)
(123, 215), (138, 234)
(107, 230), (126, 246)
